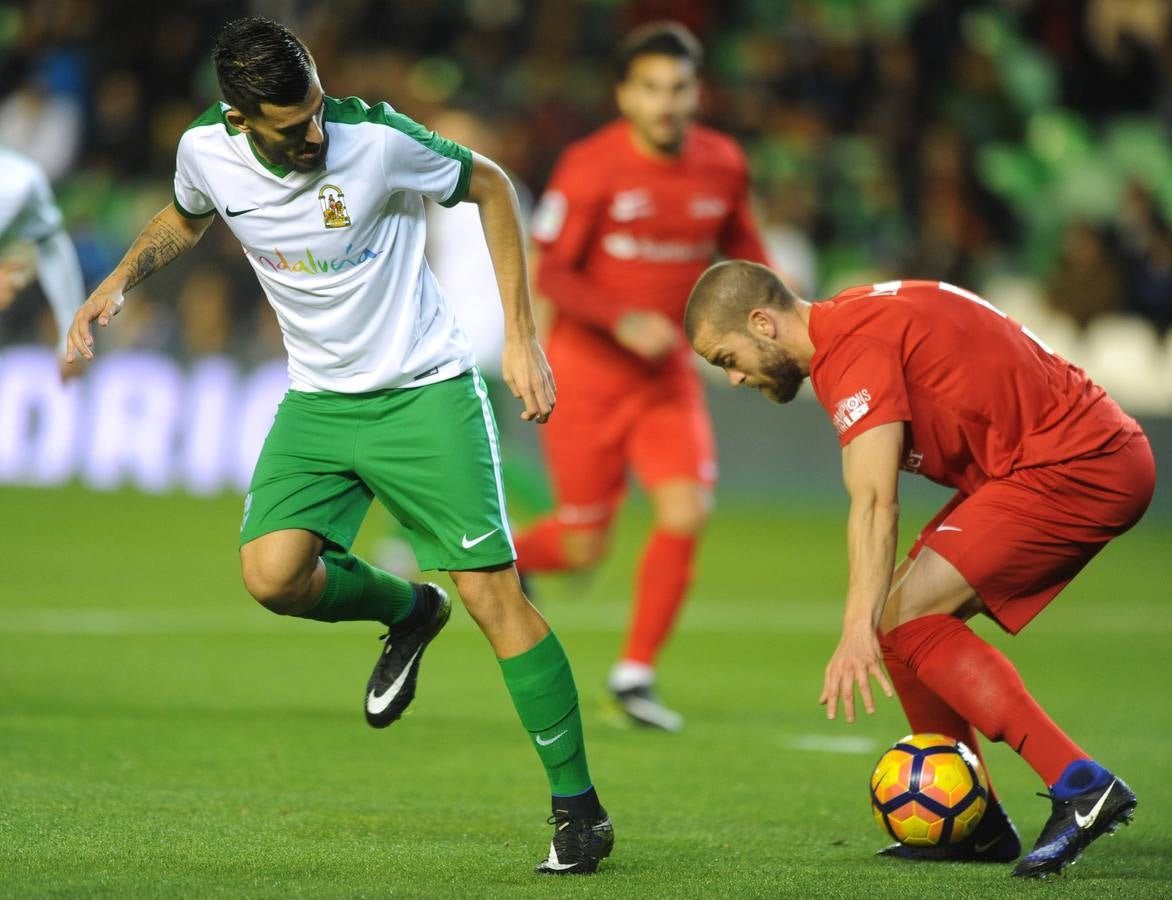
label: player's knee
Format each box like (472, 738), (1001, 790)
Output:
(562, 527), (610, 568)
(654, 494), (711, 535)
(240, 556), (311, 614)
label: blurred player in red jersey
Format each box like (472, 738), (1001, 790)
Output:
(686, 262), (1155, 878)
(514, 22), (771, 731)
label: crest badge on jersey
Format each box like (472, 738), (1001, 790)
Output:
(318, 183), (351, 228)
(832, 388), (873, 435)
(609, 188), (654, 222)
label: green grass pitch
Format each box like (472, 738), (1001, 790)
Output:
(1, 483), (1170, 897)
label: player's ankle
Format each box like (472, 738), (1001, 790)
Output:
(1051, 758), (1112, 799)
(552, 785), (602, 821)
(608, 660), (654, 692)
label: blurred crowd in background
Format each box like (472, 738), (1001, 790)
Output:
(0, 0), (1170, 406)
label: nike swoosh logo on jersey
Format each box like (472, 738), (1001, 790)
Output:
(609, 189), (653, 222)
(461, 528), (499, 549)
(225, 206), (260, 217)
(1074, 782), (1114, 830)
(366, 647), (423, 714)
(936, 525), (963, 533)
(536, 729), (568, 747)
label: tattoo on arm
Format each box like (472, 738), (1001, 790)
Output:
(122, 217), (193, 291)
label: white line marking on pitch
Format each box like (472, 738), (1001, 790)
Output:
(783, 734), (878, 754)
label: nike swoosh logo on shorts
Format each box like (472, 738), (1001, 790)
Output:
(936, 525), (963, 533)
(536, 730), (568, 747)
(366, 647), (423, 714)
(226, 206), (259, 217)
(461, 528), (499, 549)
(1074, 782), (1114, 830)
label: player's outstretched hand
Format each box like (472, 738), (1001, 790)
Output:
(614, 310), (679, 361)
(502, 333), (557, 424)
(65, 285), (124, 363)
(819, 623), (893, 724)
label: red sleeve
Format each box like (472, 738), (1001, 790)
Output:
(717, 160), (770, 265)
(530, 149), (624, 331)
(812, 335), (911, 447)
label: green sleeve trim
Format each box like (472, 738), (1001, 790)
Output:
(439, 142), (473, 207)
(172, 190), (215, 219)
(325, 96), (473, 206)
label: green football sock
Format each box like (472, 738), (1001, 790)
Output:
(297, 550), (416, 626)
(498, 631), (593, 797)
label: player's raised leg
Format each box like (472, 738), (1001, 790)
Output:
(239, 391), (452, 729)
(239, 528), (419, 627)
(240, 527), (449, 728)
(451, 566), (613, 875)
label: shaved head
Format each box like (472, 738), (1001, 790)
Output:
(686, 261), (811, 404)
(684, 261), (798, 343)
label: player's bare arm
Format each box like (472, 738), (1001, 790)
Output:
(819, 421), (901, 723)
(65, 204), (213, 362)
(523, 241), (556, 342)
(465, 150), (556, 423)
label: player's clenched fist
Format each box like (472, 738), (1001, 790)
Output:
(0, 259), (33, 310)
(613, 310), (679, 361)
(65, 285), (124, 363)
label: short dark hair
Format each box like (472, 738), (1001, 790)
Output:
(212, 17), (315, 116)
(614, 21), (703, 81)
(684, 261), (798, 342)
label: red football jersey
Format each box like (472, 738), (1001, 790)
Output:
(532, 120), (769, 385)
(808, 280), (1139, 495)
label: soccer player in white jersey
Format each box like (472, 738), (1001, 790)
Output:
(0, 146), (85, 379)
(65, 17), (612, 876)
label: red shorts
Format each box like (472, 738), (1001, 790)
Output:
(909, 431), (1155, 634)
(540, 368), (716, 527)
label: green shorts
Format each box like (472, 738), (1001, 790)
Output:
(239, 367), (516, 571)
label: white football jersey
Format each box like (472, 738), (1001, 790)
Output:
(173, 96), (474, 393)
(0, 146), (64, 242)
(0, 146), (85, 352)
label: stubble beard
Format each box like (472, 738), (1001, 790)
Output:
(755, 341), (805, 404)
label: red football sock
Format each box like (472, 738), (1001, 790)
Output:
(887, 615), (1088, 786)
(513, 516), (570, 573)
(621, 530), (696, 665)
(878, 631), (999, 802)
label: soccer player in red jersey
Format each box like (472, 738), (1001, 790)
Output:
(514, 23), (771, 731)
(685, 262), (1155, 878)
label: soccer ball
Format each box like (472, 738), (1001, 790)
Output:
(870, 733), (989, 846)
